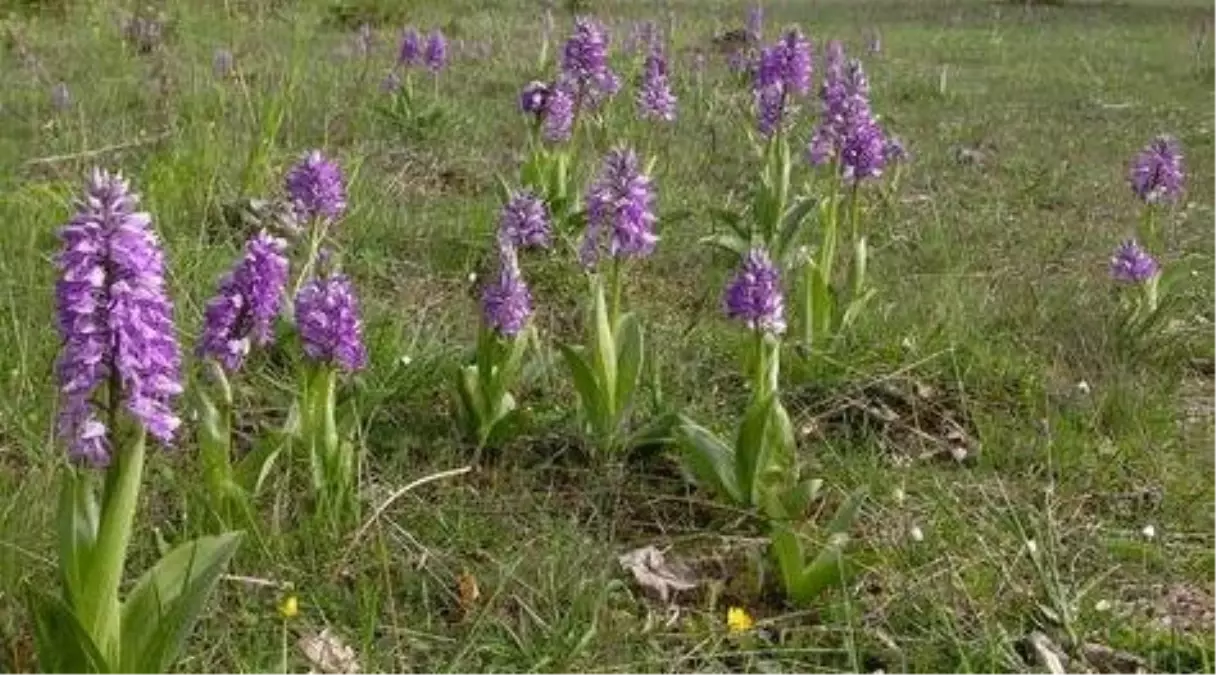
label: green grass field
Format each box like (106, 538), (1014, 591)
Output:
(0, 0), (1213, 671)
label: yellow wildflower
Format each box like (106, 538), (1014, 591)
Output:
(278, 595), (299, 619)
(726, 606), (754, 633)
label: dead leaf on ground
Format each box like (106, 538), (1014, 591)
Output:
(1080, 642), (1149, 674)
(1022, 631), (1068, 674)
(618, 545), (698, 603)
(298, 627), (361, 674)
(457, 570), (481, 617)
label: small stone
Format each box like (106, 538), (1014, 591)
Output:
(909, 525), (924, 543)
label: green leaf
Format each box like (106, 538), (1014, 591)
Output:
(781, 478), (823, 518)
(232, 432), (285, 499)
(735, 395), (776, 507)
(27, 587), (110, 673)
(849, 235), (869, 299)
(613, 313), (644, 420)
(676, 417), (742, 504)
(709, 207), (741, 228)
(558, 344), (604, 434)
(591, 279), (617, 416)
(757, 399), (798, 520)
(768, 526), (805, 603)
(79, 431), (147, 661)
(56, 469), (98, 604)
(839, 288), (876, 334)
(484, 404), (524, 448)
(825, 488), (867, 535)
(499, 329), (531, 394)
(700, 233), (751, 257)
(454, 365), (484, 436)
(551, 151), (570, 203)
(810, 267), (836, 343)
(785, 490), (866, 606)
(493, 174), (514, 205)
(119, 532), (243, 673)
(775, 196), (819, 263)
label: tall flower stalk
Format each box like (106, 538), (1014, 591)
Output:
(798, 51), (888, 354)
(456, 216), (543, 453)
(560, 147), (658, 459)
(678, 246), (864, 608)
(293, 256), (367, 528)
(195, 230), (290, 532)
(285, 150), (346, 299)
(1112, 135), (1184, 356)
(34, 169), (241, 673)
(1128, 134), (1184, 251)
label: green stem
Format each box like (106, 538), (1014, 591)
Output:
(800, 254), (815, 350)
(291, 218), (329, 299)
(1140, 205), (1159, 252)
(609, 260), (622, 330)
(848, 183), (861, 245)
(82, 430), (147, 664)
(320, 367), (345, 524)
(752, 330), (767, 400)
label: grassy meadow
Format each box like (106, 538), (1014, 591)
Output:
(0, 0), (1213, 671)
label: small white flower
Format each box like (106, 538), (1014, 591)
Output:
(467, 271), (478, 283)
(1075, 380), (1090, 395)
(909, 525), (924, 543)
(399, 355), (413, 367)
(1141, 524), (1156, 540)
(1026, 539), (1039, 556)
(1094, 599), (1112, 613)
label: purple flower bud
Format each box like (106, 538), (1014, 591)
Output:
(1109, 239), (1160, 283)
(637, 47), (677, 122)
(481, 246), (533, 338)
(561, 16), (620, 108)
(519, 80), (550, 116)
(724, 248), (785, 335)
(754, 29), (811, 97)
(398, 28), (422, 66)
(424, 29), (448, 72)
(199, 231), (290, 372)
(808, 52), (888, 178)
(542, 80), (574, 143)
(1128, 135), (1184, 204)
(55, 169), (183, 466)
(295, 269), (368, 372)
(807, 126), (837, 166)
(498, 191), (552, 249)
(779, 29), (812, 96)
(755, 83), (786, 138)
(840, 116), (887, 182)
(583, 147), (658, 267)
(285, 150), (346, 222)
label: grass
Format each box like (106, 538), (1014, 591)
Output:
(0, 0), (1213, 671)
